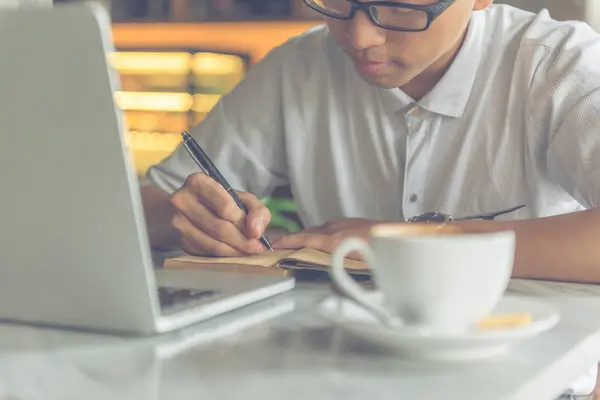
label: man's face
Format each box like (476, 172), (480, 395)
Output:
(326, 0), (487, 88)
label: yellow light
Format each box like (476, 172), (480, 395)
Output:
(192, 94), (221, 113)
(192, 52), (245, 75)
(114, 91), (193, 112)
(125, 131), (183, 177)
(110, 52), (192, 74)
(125, 131), (182, 151)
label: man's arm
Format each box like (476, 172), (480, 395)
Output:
(273, 210), (600, 284)
(455, 209), (600, 283)
(140, 185), (178, 251)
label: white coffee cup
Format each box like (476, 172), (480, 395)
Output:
(330, 224), (516, 334)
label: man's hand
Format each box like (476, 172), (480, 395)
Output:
(272, 218), (378, 258)
(169, 173), (271, 257)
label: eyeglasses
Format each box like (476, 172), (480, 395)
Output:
(303, 0), (456, 32)
(407, 205), (526, 224)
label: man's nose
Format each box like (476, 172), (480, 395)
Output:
(345, 9), (386, 50)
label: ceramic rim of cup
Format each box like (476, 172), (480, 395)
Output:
(370, 223), (464, 238)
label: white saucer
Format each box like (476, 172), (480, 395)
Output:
(318, 293), (560, 361)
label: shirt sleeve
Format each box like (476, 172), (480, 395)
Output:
(531, 23), (600, 208)
(144, 44), (290, 198)
(547, 88), (600, 208)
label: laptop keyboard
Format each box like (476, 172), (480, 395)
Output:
(158, 287), (221, 315)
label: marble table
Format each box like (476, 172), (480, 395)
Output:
(0, 276), (599, 400)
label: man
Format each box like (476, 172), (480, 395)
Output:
(140, 0), (600, 284)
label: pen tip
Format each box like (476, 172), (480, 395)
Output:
(181, 131), (191, 139)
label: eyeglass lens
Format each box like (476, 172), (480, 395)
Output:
(308, 0), (429, 31)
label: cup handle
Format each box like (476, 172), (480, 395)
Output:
(330, 238), (402, 326)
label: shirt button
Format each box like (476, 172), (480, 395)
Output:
(409, 194), (418, 203)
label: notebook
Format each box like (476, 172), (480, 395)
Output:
(163, 248), (370, 280)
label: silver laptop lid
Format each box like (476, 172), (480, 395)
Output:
(0, 3), (160, 333)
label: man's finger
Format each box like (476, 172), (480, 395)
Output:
(185, 173), (269, 239)
(186, 173), (245, 224)
(237, 191), (271, 239)
(273, 233), (330, 252)
(273, 232), (365, 260)
(172, 213), (243, 257)
(185, 206), (263, 255)
(177, 176), (266, 253)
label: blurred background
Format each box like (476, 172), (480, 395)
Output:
(45, 0), (600, 231)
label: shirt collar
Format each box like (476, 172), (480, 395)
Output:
(378, 10), (486, 118)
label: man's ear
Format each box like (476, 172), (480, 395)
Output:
(473, 0), (493, 11)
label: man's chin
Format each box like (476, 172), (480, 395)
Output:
(354, 68), (413, 89)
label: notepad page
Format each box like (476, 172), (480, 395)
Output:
(166, 249), (297, 268)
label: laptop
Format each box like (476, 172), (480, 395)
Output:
(0, 2), (295, 335)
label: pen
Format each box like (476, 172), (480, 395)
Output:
(180, 131), (274, 251)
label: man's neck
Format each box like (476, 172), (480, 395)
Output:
(399, 28), (469, 101)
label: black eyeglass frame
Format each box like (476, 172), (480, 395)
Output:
(303, 0), (457, 32)
(407, 205), (527, 224)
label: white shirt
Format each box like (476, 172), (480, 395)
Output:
(146, 4), (600, 227)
